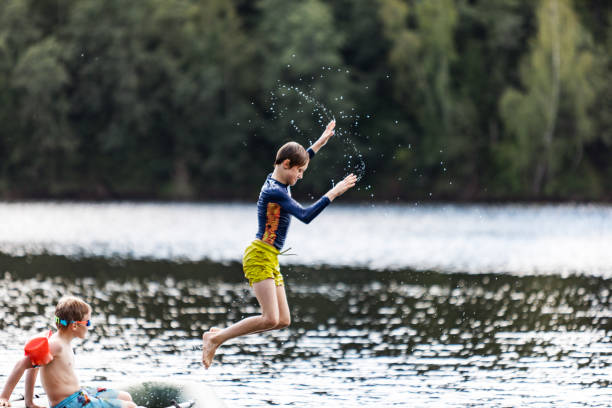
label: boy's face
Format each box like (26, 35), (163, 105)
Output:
(73, 311), (91, 339)
(284, 161), (308, 186)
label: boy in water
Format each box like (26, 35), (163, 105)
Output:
(202, 120), (357, 368)
(0, 296), (136, 408)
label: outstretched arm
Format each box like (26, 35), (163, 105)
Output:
(0, 356), (33, 406)
(310, 120), (335, 154)
(276, 193), (331, 224)
(272, 173), (357, 224)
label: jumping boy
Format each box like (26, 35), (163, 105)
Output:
(0, 296), (137, 408)
(202, 120), (357, 368)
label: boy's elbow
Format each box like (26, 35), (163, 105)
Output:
(300, 216), (314, 224)
(18, 356), (32, 370)
(8, 356), (31, 378)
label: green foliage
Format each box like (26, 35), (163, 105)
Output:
(0, 0), (610, 201)
(379, 0), (458, 156)
(499, 0), (598, 197)
(63, 0), (256, 198)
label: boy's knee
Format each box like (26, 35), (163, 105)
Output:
(277, 317), (291, 329)
(261, 314), (279, 329)
(118, 391), (133, 402)
(121, 401), (137, 408)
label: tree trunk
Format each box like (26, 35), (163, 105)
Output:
(533, 0), (561, 195)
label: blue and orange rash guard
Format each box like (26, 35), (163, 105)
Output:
(256, 148), (331, 250)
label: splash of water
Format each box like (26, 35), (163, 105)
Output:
(267, 83), (367, 182)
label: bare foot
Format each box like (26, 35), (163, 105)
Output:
(202, 331), (219, 369)
(209, 327), (221, 333)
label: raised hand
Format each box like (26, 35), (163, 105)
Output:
(321, 120), (335, 141)
(311, 120), (336, 153)
(325, 173), (357, 201)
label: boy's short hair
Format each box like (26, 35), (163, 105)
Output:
(275, 142), (309, 168)
(55, 296), (91, 330)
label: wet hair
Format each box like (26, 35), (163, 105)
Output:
(274, 142), (309, 168)
(55, 296), (91, 330)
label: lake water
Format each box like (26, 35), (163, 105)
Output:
(0, 202), (611, 407)
(1, 202), (612, 275)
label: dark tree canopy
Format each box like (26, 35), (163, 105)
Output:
(0, 0), (610, 202)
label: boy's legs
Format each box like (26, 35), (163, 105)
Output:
(116, 392), (133, 402)
(274, 285), (290, 329)
(55, 390), (136, 408)
(202, 278), (280, 368)
(88, 398), (135, 408)
(246, 284), (290, 334)
(83, 388), (136, 408)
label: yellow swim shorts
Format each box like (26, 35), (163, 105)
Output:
(243, 240), (284, 286)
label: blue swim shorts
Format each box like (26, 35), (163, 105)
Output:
(52, 387), (123, 408)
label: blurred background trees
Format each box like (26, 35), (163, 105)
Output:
(0, 0), (610, 202)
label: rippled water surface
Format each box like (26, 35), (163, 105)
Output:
(1, 256), (610, 407)
(1, 203), (611, 406)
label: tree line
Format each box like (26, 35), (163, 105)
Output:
(0, 0), (610, 202)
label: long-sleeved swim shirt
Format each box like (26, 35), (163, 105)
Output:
(255, 148), (331, 250)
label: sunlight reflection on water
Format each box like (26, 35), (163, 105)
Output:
(0, 202), (611, 276)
